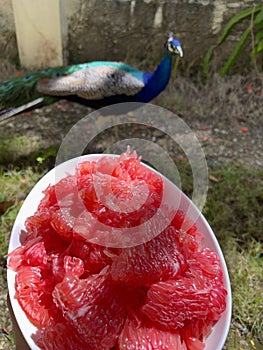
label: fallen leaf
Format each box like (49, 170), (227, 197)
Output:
(209, 175), (220, 183)
(247, 85), (253, 92)
(1, 328), (10, 335)
(241, 127), (249, 133)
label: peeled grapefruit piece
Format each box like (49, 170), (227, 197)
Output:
(34, 320), (93, 350)
(141, 247), (227, 330)
(14, 264), (59, 328)
(110, 228), (186, 286)
(53, 258), (126, 349)
(68, 238), (116, 275)
(117, 318), (187, 350)
(75, 151), (163, 230)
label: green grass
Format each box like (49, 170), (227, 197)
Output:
(175, 162), (263, 348)
(204, 165), (263, 243)
(0, 136), (41, 164)
(0, 161), (262, 349)
(222, 237), (263, 349)
(203, 165), (263, 347)
(0, 167), (43, 257)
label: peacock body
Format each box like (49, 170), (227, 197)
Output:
(0, 33), (183, 120)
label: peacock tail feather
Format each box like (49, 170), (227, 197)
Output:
(0, 64), (91, 108)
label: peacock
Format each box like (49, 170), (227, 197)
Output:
(0, 33), (183, 122)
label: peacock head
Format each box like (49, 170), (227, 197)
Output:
(166, 32), (183, 57)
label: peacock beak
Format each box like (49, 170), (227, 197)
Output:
(177, 45), (183, 58)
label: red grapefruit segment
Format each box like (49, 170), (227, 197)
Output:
(53, 259), (126, 349)
(118, 318), (187, 350)
(110, 229), (186, 286)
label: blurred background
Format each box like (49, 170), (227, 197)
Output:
(0, 0), (262, 72)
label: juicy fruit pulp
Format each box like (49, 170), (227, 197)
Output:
(8, 149), (227, 350)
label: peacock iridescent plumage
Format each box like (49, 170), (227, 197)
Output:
(0, 33), (183, 121)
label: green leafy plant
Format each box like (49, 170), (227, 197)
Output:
(203, 4), (263, 79)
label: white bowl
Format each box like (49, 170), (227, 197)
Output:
(7, 154), (232, 350)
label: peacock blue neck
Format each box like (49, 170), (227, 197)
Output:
(135, 52), (173, 103)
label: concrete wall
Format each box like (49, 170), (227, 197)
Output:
(12, 0), (67, 68)
(0, 0), (261, 70)
(0, 0), (17, 63)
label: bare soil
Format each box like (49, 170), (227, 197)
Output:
(0, 69), (262, 170)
